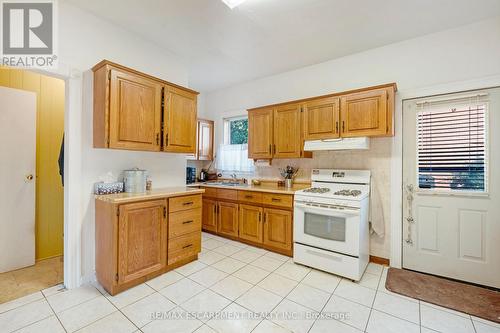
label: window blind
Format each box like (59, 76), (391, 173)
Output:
(417, 103), (487, 192)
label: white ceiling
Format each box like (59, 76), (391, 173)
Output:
(66, 0), (500, 92)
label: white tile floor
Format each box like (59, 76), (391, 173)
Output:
(1, 232), (499, 333)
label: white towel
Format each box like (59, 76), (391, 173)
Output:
(369, 179), (385, 237)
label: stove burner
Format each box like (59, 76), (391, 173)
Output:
(303, 187), (330, 194)
(334, 189), (362, 197)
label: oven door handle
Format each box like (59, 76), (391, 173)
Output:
(294, 202), (360, 216)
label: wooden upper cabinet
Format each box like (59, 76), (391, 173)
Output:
(117, 200), (167, 284)
(217, 202), (239, 238)
(92, 60), (199, 153)
(163, 86), (197, 153)
(239, 204), (263, 244)
(273, 104), (302, 158)
(303, 97), (340, 140)
(248, 108), (273, 159)
(263, 208), (292, 252)
(108, 69), (162, 151)
(340, 87), (393, 137)
(197, 119), (214, 160)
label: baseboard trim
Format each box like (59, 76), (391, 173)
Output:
(370, 255), (390, 266)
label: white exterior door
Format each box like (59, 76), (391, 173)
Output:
(402, 87), (500, 289)
(0, 87), (37, 273)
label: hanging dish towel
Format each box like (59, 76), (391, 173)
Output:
(369, 179), (385, 237)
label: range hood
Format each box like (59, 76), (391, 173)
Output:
(304, 137), (370, 151)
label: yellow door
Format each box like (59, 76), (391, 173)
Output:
(248, 108), (273, 159)
(0, 67), (64, 260)
(164, 85), (197, 153)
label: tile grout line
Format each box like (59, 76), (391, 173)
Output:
(363, 266), (384, 332)
(305, 269), (344, 333)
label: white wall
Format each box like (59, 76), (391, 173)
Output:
(57, 1), (193, 282)
(204, 17), (500, 259)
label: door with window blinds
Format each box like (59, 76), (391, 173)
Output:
(402, 88), (500, 288)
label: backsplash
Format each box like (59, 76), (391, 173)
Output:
(254, 138), (393, 259)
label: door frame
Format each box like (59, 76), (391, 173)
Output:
(390, 74), (500, 269)
(30, 64), (83, 289)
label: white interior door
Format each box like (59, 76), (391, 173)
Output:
(0, 86), (37, 273)
(402, 87), (500, 289)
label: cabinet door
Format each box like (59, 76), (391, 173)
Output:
(303, 97), (340, 140)
(263, 208), (292, 252)
(248, 108), (273, 159)
(340, 88), (388, 137)
(239, 204), (263, 244)
(198, 119), (214, 160)
(164, 85), (197, 153)
(273, 104), (302, 158)
(217, 202), (239, 237)
(118, 200), (167, 284)
(109, 69), (162, 151)
(202, 199), (217, 232)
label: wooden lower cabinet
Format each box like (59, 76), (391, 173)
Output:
(95, 193), (202, 295)
(118, 200), (167, 284)
(263, 208), (292, 253)
(217, 202), (239, 237)
(239, 204), (263, 244)
(201, 187), (293, 256)
(202, 199), (217, 232)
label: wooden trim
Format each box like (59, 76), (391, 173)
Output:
(370, 255), (390, 266)
(92, 59), (199, 95)
(247, 83), (397, 111)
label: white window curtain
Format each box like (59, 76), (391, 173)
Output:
(216, 143), (255, 173)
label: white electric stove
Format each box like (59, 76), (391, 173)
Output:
(293, 169), (371, 281)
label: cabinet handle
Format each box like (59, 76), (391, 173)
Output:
(245, 195), (253, 199)
(271, 198), (281, 202)
(182, 220), (193, 224)
(213, 205), (216, 215)
(342, 121), (345, 132)
(183, 244), (193, 249)
(183, 201), (194, 206)
(273, 144), (276, 154)
(263, 213), (267, 223)
(269, 144), (271, 153)
(336, 121), (339, 133)
(259, 212), (262, 221)
(156, 133), (160, 145)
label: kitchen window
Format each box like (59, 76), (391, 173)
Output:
(416, 99), (488, 193)
(217, 116), (254, 172)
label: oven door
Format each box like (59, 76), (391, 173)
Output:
(294, 202), (360, 257)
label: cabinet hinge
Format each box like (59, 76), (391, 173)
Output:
(116, 207), (120, 217)
(115, 273), (119, 282)
(161, 87), (165, 108)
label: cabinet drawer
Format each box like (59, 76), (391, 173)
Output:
(262, 193), (293, 208)
(217, 189), (238, 201)
(169, 195), (201, 212)
(202, 187), (217, 198)
(169, 209), (201, 238)
(238, 191), (262, 204)
(168, 232), (201, 265)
